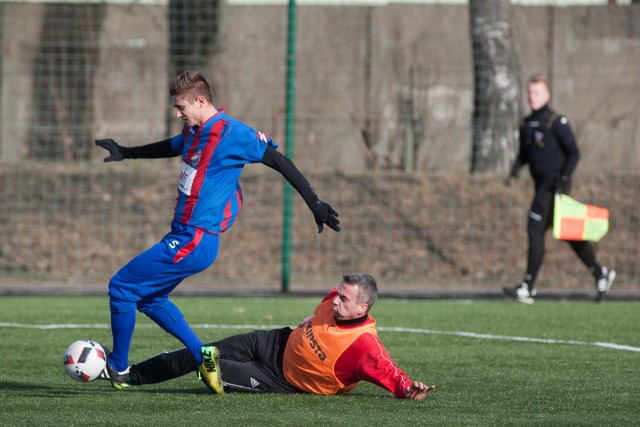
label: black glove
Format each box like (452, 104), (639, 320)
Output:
(312, 200), (340, 233)
(555, 175), (572, 194)
(95, 139), (125, 162)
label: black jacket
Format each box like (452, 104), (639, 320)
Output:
(510, 104), (580, 187)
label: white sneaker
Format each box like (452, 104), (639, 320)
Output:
(595, 267), (616, 302)
(503, 282), (535, 305)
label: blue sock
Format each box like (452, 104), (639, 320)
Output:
(142, 301), (204, 365)
(109, 310), (136, 372)
(164, 318), (205, 366)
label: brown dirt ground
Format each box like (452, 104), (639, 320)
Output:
(0, 162), (637, 295)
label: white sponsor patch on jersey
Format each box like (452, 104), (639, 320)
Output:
(560, 116), (568, 125)
(178, 161), (197, 195)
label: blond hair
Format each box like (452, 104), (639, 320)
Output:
(169, 70), (213, 103)
(527, 73), (550, 92)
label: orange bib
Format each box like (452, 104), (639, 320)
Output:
(283, 298), (377, 394)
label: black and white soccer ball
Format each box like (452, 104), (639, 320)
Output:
(63, 340), (107, 382)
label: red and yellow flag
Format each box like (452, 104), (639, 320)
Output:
(553, 194), (609, 242)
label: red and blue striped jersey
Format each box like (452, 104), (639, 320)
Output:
(169, 110), (277, 233)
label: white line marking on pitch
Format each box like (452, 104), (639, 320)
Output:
(377, 327), (640, 352)
(1, 322), (639, 352)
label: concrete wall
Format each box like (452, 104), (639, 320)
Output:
(94, 4), (169, 143)
(1, 2), (639, 172)
(1, 2), (43, 160)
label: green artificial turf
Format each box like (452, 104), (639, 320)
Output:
(0, 296), (638, 426)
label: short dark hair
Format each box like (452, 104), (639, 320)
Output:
(342, 273), (378, 311)
(169, 70), (213, 103)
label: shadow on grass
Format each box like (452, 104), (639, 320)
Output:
(0, 380), (213, 397)
(1, 379), (400, 401)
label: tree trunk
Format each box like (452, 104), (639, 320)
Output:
(31, 4), (106, 161)
(469, 0), (521, 173)
(167, 1), (223, 137)
(169, 0), (223, 87)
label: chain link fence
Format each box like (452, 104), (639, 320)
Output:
(0, 0), (638, 294)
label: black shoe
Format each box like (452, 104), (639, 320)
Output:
(98, 346), (131, 388)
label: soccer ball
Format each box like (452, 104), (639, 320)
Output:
(63, 340), (107, 382)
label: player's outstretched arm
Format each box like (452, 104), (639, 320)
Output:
(95, 138), (179, 162)
(261, 145), (340, 233)
(404, 381), (436, 400)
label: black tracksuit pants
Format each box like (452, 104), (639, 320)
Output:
(128, 327), (301, 393)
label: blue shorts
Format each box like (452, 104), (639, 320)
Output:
(108, 220), (219, 313)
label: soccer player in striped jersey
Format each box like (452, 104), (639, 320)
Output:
(95, 70), (340, 393)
